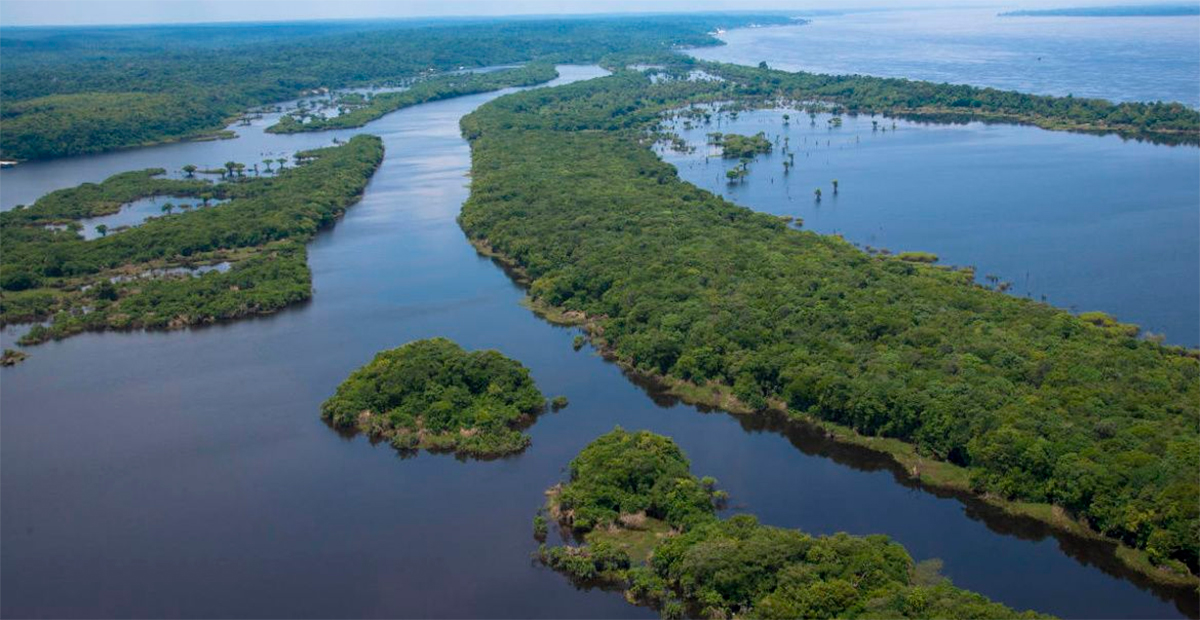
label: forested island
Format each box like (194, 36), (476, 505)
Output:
(0, 15), (789, 161)
(459, 66), (1199, 584)
(0, 135), (383, 345)
(537, 428), (1048, 619)
(321, 338), (549, 458)
(267, 63), (559, 133)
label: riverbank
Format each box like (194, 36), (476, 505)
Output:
(537, 428), (1053, 619)
(267, 64), (560, 134)
(474, 237), (1191, 588)
(470, 218), (1200, 594)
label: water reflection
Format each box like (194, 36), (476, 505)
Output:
(0, 65), (1194, 619)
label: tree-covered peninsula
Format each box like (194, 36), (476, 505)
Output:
(707, 61), (1199, 145)
(537, 428), (1049, 619)
(267, 63), (559, 133)
(0, 135), (384, 345)
(459, 69), (1200, 581)
(321, 338), (548, 458)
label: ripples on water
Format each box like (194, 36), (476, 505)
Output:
(691, 8), (1200, 107)
(0, 65), (1196, 619)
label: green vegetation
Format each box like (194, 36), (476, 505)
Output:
(1, 348), (28, 366)
(706, 61), (1199, 145)
(0, 135), (384, 344)
(537, 429), (1048, 619)
(460, 69), (1200, 578)
(0, 15), (789, 160)
(320, 338), (547, 458)
(897, 251), (939, 263)
(268, 64), (559, 133)
(707, 131), (772, 158)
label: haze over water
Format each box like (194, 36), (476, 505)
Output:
(692, 8), (1200, 107)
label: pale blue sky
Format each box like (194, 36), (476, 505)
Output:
(0, 0), (1185, 26)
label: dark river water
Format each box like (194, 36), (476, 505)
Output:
(692, 8), (1200, 107)
(1, 65), (1196, 619)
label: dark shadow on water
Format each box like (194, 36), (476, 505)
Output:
(619, 366), (1200, 618)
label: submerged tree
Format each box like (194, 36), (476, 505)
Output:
(95, 224), (108, 237)
(182, 164), (198, 177)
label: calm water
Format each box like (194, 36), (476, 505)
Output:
(1, 67), (1196, 619)
(692, 8), (1200, 106)
(74, 196), (223, 240)
(659, 108), (1200, 347)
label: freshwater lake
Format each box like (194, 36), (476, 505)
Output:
(1, 33), (1198, 620)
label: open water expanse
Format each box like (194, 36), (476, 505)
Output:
(1, 59), (1197, 619)
(691, 8), (1200, 107)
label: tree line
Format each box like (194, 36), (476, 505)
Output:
(0, 15), (789, 160)
(538, 428), (1049, 618)
(459, 69), (1199, 577)
(0, 135), (384, 344)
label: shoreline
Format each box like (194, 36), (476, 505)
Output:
(467, 236), (1200, 601)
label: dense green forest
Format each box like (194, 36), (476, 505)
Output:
(537, 428), (1048, 619)
(0, 135), (383, 343)
(321, 338), (547, 457)
(706, 62), (1199, 144)
(0, 15), (787, 160)
(267, 63), (559, 133)
(459, 69), (1200, 577)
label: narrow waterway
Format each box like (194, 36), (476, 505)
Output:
(1, 66), (1194, 618)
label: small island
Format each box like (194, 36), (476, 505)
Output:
(321, 338), (548, 458)
(1, 348), (28, 366)
(537, 428), (1050, 619)
(708, 131), (773, 158)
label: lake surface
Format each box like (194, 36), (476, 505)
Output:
(1, 66), (1196, 619)
(692, 8), (1200, 107)
(658, 107), (1200, 347)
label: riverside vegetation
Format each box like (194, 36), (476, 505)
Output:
(0, 135), (384, 345)
(459, 67), (1200, 581)
(0, 15), (789, 161)
(6, 14), (1195, 161)
(321, 338), (549, 458)
(537, 428), (1048, 619)
(267, 63), (559, 133)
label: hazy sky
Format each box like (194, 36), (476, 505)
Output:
(0, 0), (1184, 26)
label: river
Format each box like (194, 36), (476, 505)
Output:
(0, 65), (1195, 618)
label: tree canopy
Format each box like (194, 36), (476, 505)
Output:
(460, 69), (1200, 576)
(0, 135), (384, 343)
(321, 338), (547, 457)
(538, 429), (1049, 619)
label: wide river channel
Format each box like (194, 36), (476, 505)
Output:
(1, 65), (1196, 618)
